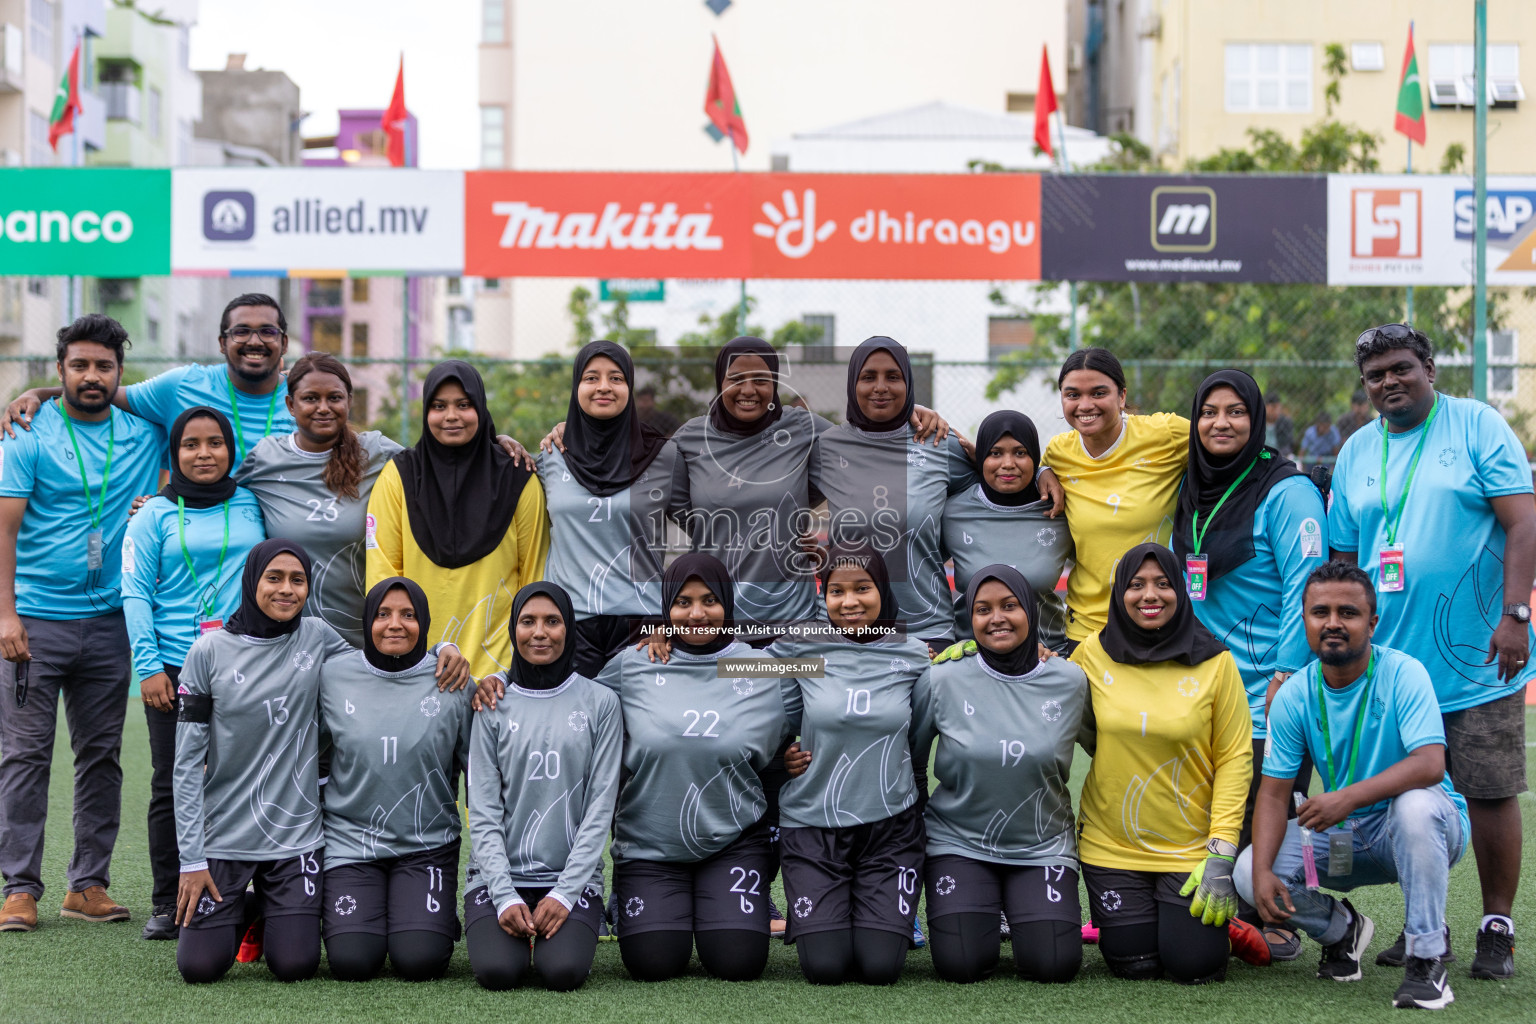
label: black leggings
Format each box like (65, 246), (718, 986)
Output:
(325, 931), (454, 982)
(177, 916), (320, 984)
(1099, 914), (1229, 985)
(930, 915), (1081, 984)
(466, 916), (598, 992)
(619, 929), (767, 982)
(796, 928), (909, 986)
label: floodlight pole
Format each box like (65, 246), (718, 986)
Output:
(1473, 0), (1488, 402)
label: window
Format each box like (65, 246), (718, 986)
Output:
(27, 278), (46, 297)
(309, 317), (343, 355)
(801, 314), (835, 359)
(146, 317), (160, 344)
(482, 0), (506, 44)
(351, 321), (370, 358)
(351, 278), (370, 302)
(1224, 43), (1312, 113)
(29, 0), (50, 61)
(1428, 44), (1522, 106)
(1351, 42), (1384, 72)
(988, 317), (1036, 361)
(148, 87), (161, 141)
(28, 110), (51, 166)
(480, 106), (505, 168)
(308, 279), (343, 307)
(1490, 329), (1517, 396)
(482, 277), (502, 291)
(446, 276), (462, 296)
(352, 388), (371, 426)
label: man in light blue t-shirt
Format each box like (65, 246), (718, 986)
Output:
(0, 316), (166, 933)
(1237, 562), (1468, 1010)
(1327, 323), (1531, 981)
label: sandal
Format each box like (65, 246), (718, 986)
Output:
(1263, 923), (1302, 962)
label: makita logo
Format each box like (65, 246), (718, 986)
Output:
(1150, 186), (1216, 252)
(491, 201), (724, 250)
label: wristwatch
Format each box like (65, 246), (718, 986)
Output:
(1503, 603), (1531, 623)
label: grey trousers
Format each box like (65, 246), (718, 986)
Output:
(0, 612), (131, 898)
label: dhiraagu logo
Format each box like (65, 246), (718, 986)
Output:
(0, 169), (170, 275)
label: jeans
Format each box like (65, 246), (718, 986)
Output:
(1234, 786), (1466, 959)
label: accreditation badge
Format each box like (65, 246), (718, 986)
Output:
(1378, 544), (1405, 592)
(86, 529), (103, 570)
(1328, 826), (1354, 877)
(1185, 553), (1208, 601)
(199, 619), (224, 635)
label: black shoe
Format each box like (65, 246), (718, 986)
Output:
(1377, 927), (1456, 967)
(1394, 956), (1454, 1009)
(1318, 899), (1374, 982)
(999, 911), (1012, 943)
(1470, 920), (1515, 980)
(141, 906), (178, 941)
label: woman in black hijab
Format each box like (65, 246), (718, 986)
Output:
(1069, 543), (1258, 986)
(366, 360), (546, 681)
(941, 410), (1075, 652)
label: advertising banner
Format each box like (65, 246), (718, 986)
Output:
(171, 168), (464, 275)
(1326, 174), (1536, 286)
(1042, 174), (1328, 283)
(0, 169), (169, 276)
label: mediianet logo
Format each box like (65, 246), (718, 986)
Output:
(1351, 189), (1420, 258)
(490, 200), (724, 251)
(1150, 186), (1216, 253)
(203, 190), (255, 241)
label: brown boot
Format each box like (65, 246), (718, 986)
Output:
(0, 893), (38, 932)
(60, 886), (130, 923)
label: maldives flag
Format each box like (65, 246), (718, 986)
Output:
(48, 40), (83, 153)
(381, 55), (408, 167)
(1395, 23), (1426, 145)
(1034, 45), (1059, 158)
(705, 37), (748, 154)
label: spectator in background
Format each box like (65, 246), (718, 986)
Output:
(1300, 412), (1341, 467)
(634, 384), (682, 438)
(1265, 393), (1296, 463)
(1335, 390), (1373, 444)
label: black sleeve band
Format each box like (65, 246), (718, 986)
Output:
(178, 694), (213, 724)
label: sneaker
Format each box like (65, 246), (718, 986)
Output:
(1228, 918), (1273, 966)
(1081, 922), (1100, 945)
(1394, 956), (1454, 1009)
(1317, 899), (1374, 982)
(999, 910), (1012, 943)
(141, 906), (178, 941)
(59, 886), (130, 923)
(912, 918), (926, 949)
(769, 898), (786, 937)
(236, 919), (264, 963)
(1470, 920), (1515, 980)
(0, 893), (37, 932)
(1378, 927), (1456, 967)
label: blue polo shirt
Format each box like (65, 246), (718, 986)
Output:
(123, 363), (294, 462)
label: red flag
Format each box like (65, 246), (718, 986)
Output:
(705, 37), (748, 154)
(48, 40), (83, 153)
(1034, 45), (1058, 158)
(381, 55), (408, 167)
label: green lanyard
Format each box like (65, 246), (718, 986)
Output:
(1378, 396), (1441, 546)
(223, 374), (280, 462)
(60, 403), (115, 530)
(177, 496), (231, 621)
(1189, 454), (1263, 553)
(1313, 650), (1375, 792)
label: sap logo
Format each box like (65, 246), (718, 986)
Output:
(1453, 191), (1536, 242)
(1150, 186), (1216, 252)
(1351, 189), (1420, 258)
(203, 191), (255, 242)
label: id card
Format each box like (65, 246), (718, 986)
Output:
(1379, 544), (1405, 592)
(86, 529), (103, 570)
(1185, 553), (1208, 601)
(1327, 828), (1354, 877)
(199, 619), (223, 636)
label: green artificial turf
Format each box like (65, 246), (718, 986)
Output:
(0, 707), (1530, 1024)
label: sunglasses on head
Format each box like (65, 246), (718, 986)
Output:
(1355, 323), (1416, 350)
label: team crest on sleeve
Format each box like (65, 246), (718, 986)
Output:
(420, 695), (442, 718)
(567, 710), (589, 732)
(1299, 518), (1322, 558)
(364, 513), (378, 550)
(121, 536), (135, 573)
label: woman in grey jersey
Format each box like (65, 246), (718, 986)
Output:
(942, 411), (1073, 651)
(237, 354), (402, 646)
(595, 553), (799, 981)
(919, 565), (1091, 983)
(318, 577), (472, 982)
(464, 582), (622, 992)
(769, 544), (931, 985)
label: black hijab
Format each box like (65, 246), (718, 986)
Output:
(661, 553), (736, 656)
(159, 406), (239, 509)
(224, 539), (313, 640)
(561, 340), (670, 498)
(846, 336), (916, 433)
(508, 581), (577, 690)
(392, 361), (531, 570)
(710, 336), (783, 437)
(1099, 544), (1227, 667)
(362, 577), (431, 673)
(973, 411), (1043, 507)
(819, 542), (899, 642)
(965, 564), (1040, 676)
(1173, 370), (1303, 581)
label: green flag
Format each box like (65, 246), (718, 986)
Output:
(1395, 24), (1425, 145)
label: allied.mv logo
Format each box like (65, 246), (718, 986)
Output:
(1151, 186), (1216, 253)
(203, 191), (256, 242)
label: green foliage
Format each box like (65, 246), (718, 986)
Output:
(1440, 142), (1467, 174)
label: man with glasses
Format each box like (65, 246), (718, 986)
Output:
(2, 294), (295, 460)
(1326, 323), (1534, 981)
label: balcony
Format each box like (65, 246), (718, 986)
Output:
(102, 82), (141, 124)
(0, 24), (22, 93)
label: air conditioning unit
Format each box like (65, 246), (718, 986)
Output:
(1428, 78), (1460, 106)
(1490, 77), (1524, 105)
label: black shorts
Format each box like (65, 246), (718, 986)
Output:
(1443, 689), (1528, 800)
(924, 854), (1081, 926)
(614, 825), (773, 936)
(322, 841), (461, 941)
(183, 850), (324, 930)
(779, 803), (925, 942)
(1081, 863), (1192, 929)
(463, 881), (606, 936)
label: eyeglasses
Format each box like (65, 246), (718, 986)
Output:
(1355, 323), (1415, 350)
(223, 325), (284, 342)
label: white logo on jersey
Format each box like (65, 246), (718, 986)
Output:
(345, 699), (355, 715)
(364, 513), (378, 550)
(232, 669), (246, 686)
(1177, 677), (1200, 698)
(962, 530), (974, 545)
(890, 658), (908, 672)
(963, 700), (975, 717)
(1036, 526), (1058, 547)
(935, 875), (957, 896)
(197, 895), (216, 916)
(334, 895), (357, 916)
(121, 535), (136, 573)
(732, 678), (754, 696)
(654, 673), (666, 687)
(1101, 890), (1122, 912)
(907, 448), (926, 468)
(794, 896), (814, 919)
(567, 710), (589, 732)
(420, 695), (441, 718)
(625, 896), (645, 918)
(292, 650), (314, 671)
(474, 889), (490, 906)
(1041, 700), (1062, 722)
(1103, 671), (1114, 687)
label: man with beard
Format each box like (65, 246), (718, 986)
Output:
(1237, 561), (1469, 1010)
(0, 316), (166, 932)
(1, 294), (294, 461)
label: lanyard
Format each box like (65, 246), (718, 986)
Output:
(177, 496), (231, 621)
(1378, 396), (1441, 546)
(1313, 650), (1375, 792)
(224, 374), (280, 462)
(1189, 455), (1261, 553)
(60, 403), (115, 530)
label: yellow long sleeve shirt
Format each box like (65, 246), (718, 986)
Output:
(365, 460), (549, 679)
(1071, 634), (1252, 873)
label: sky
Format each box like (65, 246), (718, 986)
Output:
(189, 0), (480, 169)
